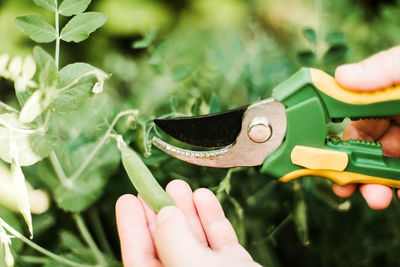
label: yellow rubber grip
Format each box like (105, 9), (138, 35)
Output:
(310, 68), (400, 104)
(279, 169), (400, 188)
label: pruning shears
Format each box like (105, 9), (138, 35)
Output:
(152, 68), (400, 188)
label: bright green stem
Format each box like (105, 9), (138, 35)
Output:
(69, 110), (138, 182)
(49, 151), (71, 188)
(0, 219), (93, 267)
(88, 208), (115, 258)
(73, 214), (107, 266)
(18, 255), (50, 264)
(54, 0), (60, 69)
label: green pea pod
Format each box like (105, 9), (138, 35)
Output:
(119, 142), (175, 212)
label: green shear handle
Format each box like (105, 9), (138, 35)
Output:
(261, 68), (400, 188)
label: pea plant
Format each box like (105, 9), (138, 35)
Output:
(0, 0), (161, 266)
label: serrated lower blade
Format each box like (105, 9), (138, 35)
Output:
(154, 106), (247, 148)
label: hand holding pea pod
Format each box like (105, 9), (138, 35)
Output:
(116, 180), (262, 267)
(332, 46), (400, 210)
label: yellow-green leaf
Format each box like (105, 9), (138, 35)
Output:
(15, 15), (57, 43)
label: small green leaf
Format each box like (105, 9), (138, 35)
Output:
(209, 93), (220, 113)
(60, 231), (90, 254)
(33, 46), (57, 90)
(59, 0), (91, 16)
(60, 12), (107, 43)
(15, 15), (57, 43)
(132, 28), (159, 49)
(190, 97), (202, 116)
(325, 30), (346, 46)
(50, 62), (108, 113)
(297, 50), (316, 66)
(33, 0), (56, 12)
(169, 95), (178, 113)
(302, 28), (316, 43)
(322, 44), (348, 64)
(172, 65), (193, 81)
(293, 182), (310, 246)
(53, 142), (120, 212)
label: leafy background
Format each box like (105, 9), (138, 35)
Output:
(1, 0), (400, 266)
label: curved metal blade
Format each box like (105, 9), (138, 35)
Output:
(152, 99), (287, 168)
(154, 106), (247, 148)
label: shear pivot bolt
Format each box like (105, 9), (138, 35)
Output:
(248, 118), (272, 143)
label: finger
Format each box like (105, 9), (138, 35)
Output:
(115, 194), (162, 267)
(378, 124), (400, 158)
(392, 115), (400, 125)
(348, 119), (390, 140)
(343, 123), (375, 141)
(155, 206), (207, 267)
(359, 184), (393, 210)
(335, 46), (400, 91)
(396, 190), (400, 200)
(165, 180), (208, 247)
(193, 188), (253, 261)
(138, 195), (157, 238)
(332, 183), (357, 198)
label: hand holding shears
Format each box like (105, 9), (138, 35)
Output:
(153, 46), (400, 210)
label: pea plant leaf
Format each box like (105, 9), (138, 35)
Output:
(302, 28), (316, 43)
(33, 0), (56, 12)
(53, 141), (120, 212)
(59, 0), (92, 17)
(60, 12), (107, 43)
(322, 44), (348, 64)
(325, 30), (345, 46)
(33, 46), (57, 90)
(50, 62), (108, 113)
(172, 65), (193, 81)
(132, 28), (159, 49)
(0, 113), (58, 166)
(15, 15), (57, 43)
(209, 93), (220, 113)
(297, 50), (316, 66)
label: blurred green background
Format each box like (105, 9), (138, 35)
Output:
(1, 0), (400, 266)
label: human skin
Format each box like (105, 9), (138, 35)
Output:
(116, 179), (262, 267)
(333, 46), (400, 210)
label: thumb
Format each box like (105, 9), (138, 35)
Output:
(335, 46), (400, 91)
(155, 206), (207, 267)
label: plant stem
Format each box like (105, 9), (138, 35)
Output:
(73, 214), (107, 266)
(88, 208), (115, 258)
(54, 0), (60, 69)
(69, 110), (138, 182)
(315, 0), (323, 62)
(19, 255), (50, 264)
(0, 219), (93, 267)
(0, 101), (19, 113)
(49, 151), (71, 187)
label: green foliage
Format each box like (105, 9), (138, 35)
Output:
(50, 62), (107, 113)
(60, 12), (108, 43)
(132, 28), (159, 49)
(33, 46), (58, 91)
(33, 0), (57, 13)
(15, 15), (57, 43)
(59, 0), (92, 17)
(302, 28), (316, 43)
